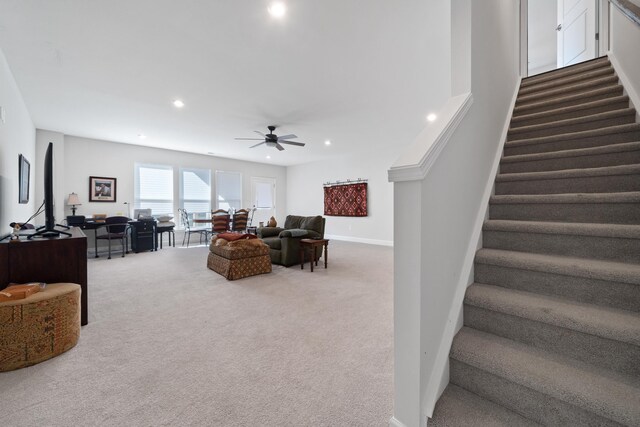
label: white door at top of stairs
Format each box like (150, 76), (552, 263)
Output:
(557, 0), (597, 67)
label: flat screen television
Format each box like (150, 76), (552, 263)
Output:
(29, 142), (70, 238)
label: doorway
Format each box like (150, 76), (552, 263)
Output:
(524, 0), (607, 77)
(250, 177), (276, 227)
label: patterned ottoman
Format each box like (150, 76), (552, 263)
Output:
(0, 283), (81, 372)
(207, 238), (272, 280)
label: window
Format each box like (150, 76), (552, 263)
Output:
(134, 163), (174, 216)
(215, 171), (242, 211)
(250, 176), (276, 226)
(180, 167), (211, 217)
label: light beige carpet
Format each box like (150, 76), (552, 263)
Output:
(0, 240), (393, 427)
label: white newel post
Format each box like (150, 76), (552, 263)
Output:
(389, 180), (423, 427)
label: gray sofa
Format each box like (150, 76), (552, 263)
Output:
(257, 215), (326, 267)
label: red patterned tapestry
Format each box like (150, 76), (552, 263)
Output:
(324, 183), (368, 217)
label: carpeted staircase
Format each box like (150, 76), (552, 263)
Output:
(430, 56), (640, 426)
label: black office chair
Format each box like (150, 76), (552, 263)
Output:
(178, 208), (210, 247)
(96, 216), (130, 259)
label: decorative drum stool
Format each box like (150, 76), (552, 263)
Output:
(0, 283), (81, 372)
(207, 237), (271, 280)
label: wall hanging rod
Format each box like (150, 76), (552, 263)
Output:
(323, 178), (368, 187)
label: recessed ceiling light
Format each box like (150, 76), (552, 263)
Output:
(268, 2), (286, 18)
(137, 133), (147, 139)
(266, 155), (271, 159)
(325, 140), (331, 146)
(173, 99), (185, 108)
(427, 113), (437, 122)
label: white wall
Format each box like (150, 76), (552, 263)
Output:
(609, 3), (640, 107)
(37, 133), (287, 225)
(0, 48), (35, 236)
(390, 1), (521, 425)
(528, 0), (557, 76)
(286, 146), (395, 246)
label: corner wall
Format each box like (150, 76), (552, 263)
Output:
(0, 48), (35, 235)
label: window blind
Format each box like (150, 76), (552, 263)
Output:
(134, 163), (174, 216)
(215, 170), (242, 211)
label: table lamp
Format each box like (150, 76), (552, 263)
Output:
(67, 193), (81, 215)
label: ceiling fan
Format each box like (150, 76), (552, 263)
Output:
(235, 125), (306, 151)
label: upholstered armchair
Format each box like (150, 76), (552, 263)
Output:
(257, 215), (326, 267)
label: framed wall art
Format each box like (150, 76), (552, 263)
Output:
(89, 176), (117, 202)
(18, 154), (30, 204)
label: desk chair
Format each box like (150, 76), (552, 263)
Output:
(96, 216), (130, 259)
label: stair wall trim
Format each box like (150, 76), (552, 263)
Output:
(389, 416), (410, 427)
(388, 93), (473, 183)
(608, 51), (640, 120)
(421, 78), (521, 418)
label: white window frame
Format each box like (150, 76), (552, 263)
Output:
(179, 167), (211, 221)
(215, 170), (243, 211)
(134, 163), (174, 217)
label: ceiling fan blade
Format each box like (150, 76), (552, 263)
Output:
(276, 134), (297, 141)
(278, 140), (305, 147)
(250, 142), (266, 148)
(254, 130), (266, 137)
(275, 143), (285, 151)
(235, 137), (264, 140)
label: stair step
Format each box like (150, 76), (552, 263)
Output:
(474, 248), (640, 312)
(516, 75), (619, 107)
(450, 327), (640, 426)
(508, 108), (636, 141)
(500, 141), (640, 174)
(513, 85), (624, 117)
(510, 95), (630, 128)
(503, 123), (640, 156)
(495, 164), (640, 195)
(482, 220), (640, 263)
(521, 57), (610, 88)
(518, 66), (615, 97)
(464, 283), (640, 376)
(489, 192), (640, 224)
(429, 384), (540, 427)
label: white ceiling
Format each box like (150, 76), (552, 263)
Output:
(0, 1), (438, 166)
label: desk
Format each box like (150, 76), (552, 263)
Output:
(0, 228), (88, 325)
(299, 239), (329, 272)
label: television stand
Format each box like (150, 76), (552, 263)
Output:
(29, 224), (72, 239)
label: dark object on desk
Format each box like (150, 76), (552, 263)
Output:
(0, 227), (88, 326)
(96, 216), (130, 259)
(130, 219), (157, 253)
(67, 215), (86, 226)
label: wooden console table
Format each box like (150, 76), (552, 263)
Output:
(299, 239), (329, 272)
(0, 227), (88, 325)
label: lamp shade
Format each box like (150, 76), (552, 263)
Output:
(67, 193), (81, 206)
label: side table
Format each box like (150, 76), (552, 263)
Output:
(299, 239), (329, 272)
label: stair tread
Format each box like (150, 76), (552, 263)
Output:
(516, 75), (619, 104)
(452, 327), (640, 425)
(466, 283), (640, 346)
(496, 163), (640, 181)
(510, 95), (630, 126)
(519, 66), (615, 96)
(430, 384), (541, 427)
(490, 191), (640, 204)
(475, 248), (640, 285)
(500, 141), (640, 164)
(504, 123), (640, 149)
(521, 57), (610, 87)
(483, 219), (640, 239)
(508, 108), (635, 137)
(513, 85), (623, 116)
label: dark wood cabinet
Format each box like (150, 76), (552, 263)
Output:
(0, 227), (88, 325)
(130, 220), (157, 253)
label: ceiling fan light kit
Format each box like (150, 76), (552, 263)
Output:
(235, 125), (306, 151)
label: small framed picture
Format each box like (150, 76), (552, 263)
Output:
(18, 154), (30, 204)
(89, 176), (117, 202)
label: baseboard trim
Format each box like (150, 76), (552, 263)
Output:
(389, 416), (409, 427)
(324, 234), (393, 247)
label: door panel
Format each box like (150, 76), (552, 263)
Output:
(557, 0), (596, 67)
